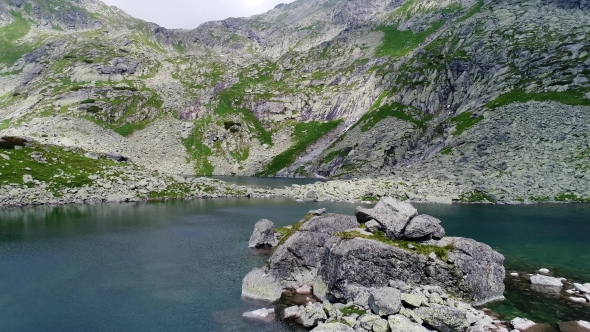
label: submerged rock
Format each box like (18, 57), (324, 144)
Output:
(248, 219), (278, 248)
(530, 274), (565, 287)
(241, 267), (283, 303)
(242, 308), (275, 322)
(559, 321), (590, 332)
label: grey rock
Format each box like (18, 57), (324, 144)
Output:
(283, 305), (303, 320)
(574, 283), (590, 294)
(359, 314), (383, 330)
(530, 274), (565, 287)
(242, 308), (275, 322)
(414, 304), (471, 332)
(248, 219), (278, 248)
(241, 267), (283, 303)
(310, 322), (355, 332)
(300, 214), (359, 233)
(404, 214), (445, 240)
(320, 236), (505, 305)
(298, 302), (328, 327)
(401, 292), (427, 308)
(388, 315), (429, 332)
(365, 219), (382, 232)
(309, 208), (327, 216)
(558, 321), (590, 332)
(368, 287), (402, 316)
(511, 317), (536, 331)
(355, 197), (418, 240)
(372, 318), (389, 332)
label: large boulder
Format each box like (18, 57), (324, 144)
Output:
(356, 197), (418, 239)
(413, 304), (472, 332)
(368, 287), (402, 316)
(241, 267), (283, 303)
(320, 236), (505, 305)
(248, 219), (278, 248)
(404, 214), (446, 240)
(268, 214), (358, 287)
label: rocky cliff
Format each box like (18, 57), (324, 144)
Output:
(0, 0), (588, 203)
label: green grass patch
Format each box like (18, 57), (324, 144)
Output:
(441, 147), (453, 155)
(173, 42), (186, 53)
(216, 101), (272, 146)
(183, 117), (215, 175)
(451, 112), (483, 136)
(0, 11), (37, 65)
(320, 149), (350, 164)
(459, 191), (496, 203)
(485, 89), (590, 108)
(257, 120), (343, 176)
(275, 214), (314, 246)
(554, 192), (589, 202)
(341, 306), (366, 316)
(335, 230), (454, 262)
(230, 147), (250, 162)
(0, 119), (9, 131)
(352, 103), (431, 133)
(0, 142), (120, 193)
(375, 21), (445, 57)
(455, 0), (484, 23)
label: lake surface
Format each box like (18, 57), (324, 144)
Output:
(0, 198), (589, 331)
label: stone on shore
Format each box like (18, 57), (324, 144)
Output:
(241, 267), (283, 303)
(368, 287), (402, 316)
(283, 305), (303, 319)
(297, 302), (327, 327)
(242, 308), (275, 322)
(248, 219), (278, 248)
(310, 322), (355, 332)
(539, 268), (550, 274)
(403, 214), (445, 240)
(355, 197), (418, 239)
(413, 304), (471, 332)
(569, 297), (588, 303)
(388, 315), (429, 332)
(308, 208), (326, 216)
(530, 274), (565, 287)
(511, 317), (536, 331)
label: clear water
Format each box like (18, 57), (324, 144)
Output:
(0, 198), (589, 331)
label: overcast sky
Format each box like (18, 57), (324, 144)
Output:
(101, 0), (295, 29)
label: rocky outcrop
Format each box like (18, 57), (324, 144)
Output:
(242, 197), (506, 330)
(241, 267), (283, 303)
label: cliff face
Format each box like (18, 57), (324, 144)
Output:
(0, 0), (588, 201)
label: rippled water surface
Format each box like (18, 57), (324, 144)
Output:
(0, 197), (589, 331)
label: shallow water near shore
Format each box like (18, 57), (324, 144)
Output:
(0, 198), (589, 331)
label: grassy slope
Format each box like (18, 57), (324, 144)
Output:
(0, 11), (36, 65)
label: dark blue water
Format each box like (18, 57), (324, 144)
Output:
(0, 199), (588, 331)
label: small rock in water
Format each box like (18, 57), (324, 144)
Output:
(580, 321), (590, 330)
(574, 283), (590, 294)
(511, 317), (536, 331)
(569, 297), (588, 303)
(242, 308), (275, 322)
(539, 268), (550, 274)
(510, 272), (519, 277)
(530, 274), (565, 287)
(566, 289), (576, 294)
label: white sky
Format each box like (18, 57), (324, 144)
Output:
(101, 0), (295, 29)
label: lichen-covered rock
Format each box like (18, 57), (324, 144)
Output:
(414, 304), (471, 332)
(388, 315), (429, 332)
(310, 322), (355, 332)
(320, 236), (505, 305)
(368, 287), (402, 316)
(404, 214), (445, 240)
(248, 219), (278, 248)
(241, 267), (283, 303)
(298, 302), (327, 327)
(355, 197), (418, 239)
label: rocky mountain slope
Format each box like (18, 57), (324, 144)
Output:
(0, 0), (588, 203)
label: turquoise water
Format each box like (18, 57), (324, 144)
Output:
(0, 199), (589, 331)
